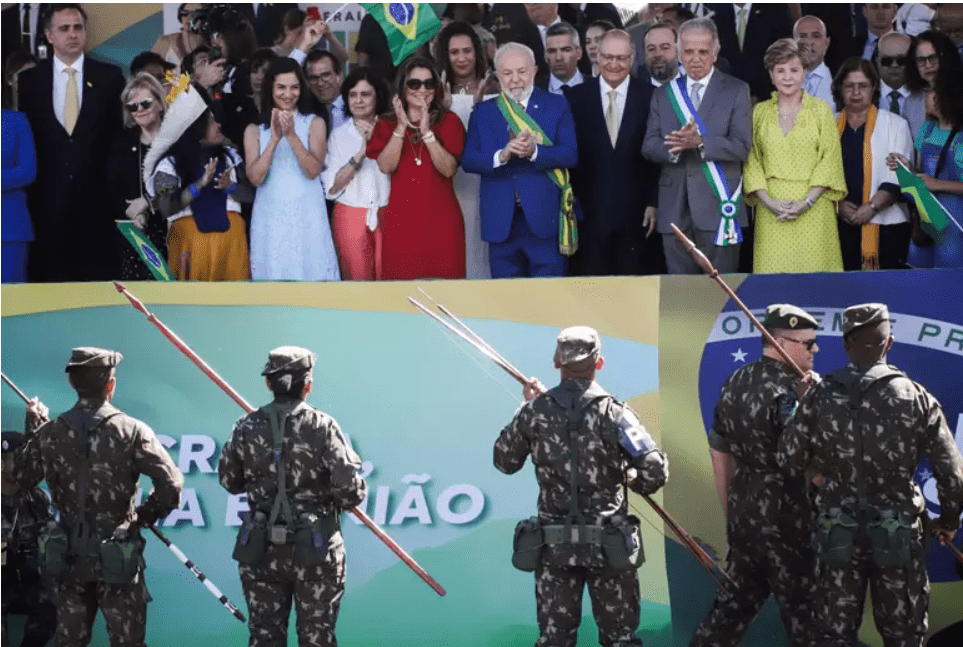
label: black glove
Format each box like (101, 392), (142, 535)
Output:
(134, 504), (161, 528)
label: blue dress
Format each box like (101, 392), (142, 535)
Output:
(907, 121), (963, 268)
(1, 109), (36, 283)
(249, 112), (340, 281)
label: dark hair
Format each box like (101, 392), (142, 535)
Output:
(43, 4), (87, 31)
(259, 57), (315, 124)
(250, 48), (279, 75)
(5, 50), (37, 79)
(182, 45), (210, 76)
(68, 367), (114, 399)
(645, 21), (678, 44)
(588, 19), (617, 33)
(394, 57), (446, 125)
(435, 21), (487, 88)
(907, 30), (963, 92)
(267, 371), (311, 398)
(341, 66), (390, 118)
(304, 50), (343, 77)
(130, 51), (173, 77)
(932, 65), (963, 129)
(442, 3), (484, 24)
(220, 15), (256, 65)
(281, 7), (306, 34)
(664, 6), (696, 24)
(832, 57), (882, 109)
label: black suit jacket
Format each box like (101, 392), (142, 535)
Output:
(18, 56), (125, 281)
(558, 3), (623, 74)
(708, 3), (793, 100)
(566, 76), (658, 235)
(2, 4), (49, 63)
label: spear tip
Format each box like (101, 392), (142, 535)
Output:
(113, 281), (127, 293)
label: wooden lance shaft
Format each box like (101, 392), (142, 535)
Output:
(113, 282), (447, 597)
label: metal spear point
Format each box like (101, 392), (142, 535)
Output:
(113, 282), (447, 597)
(0, 370), (247, 622)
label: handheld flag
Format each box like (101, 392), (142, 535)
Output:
(896, 160), (952, 242)
(360, 3), (442, 66)
(116, 221), (174, 281)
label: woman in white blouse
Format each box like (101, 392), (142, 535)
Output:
(321, 67), (391, 280)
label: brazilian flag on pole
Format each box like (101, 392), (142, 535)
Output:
(360, 3), (443, 66)
(116, 221), (175, 281)
(895, 160), (951, 242)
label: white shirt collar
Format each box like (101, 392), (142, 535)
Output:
(550, 69), (583, 93)
(601, 74), (630, 97)
(807, 62), (830, 79)
(55, 52), (84, 74)
(880, 80), (910, 99)
(686, 66), (714, 95)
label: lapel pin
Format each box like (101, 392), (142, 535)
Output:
(86, 81), (92, 88)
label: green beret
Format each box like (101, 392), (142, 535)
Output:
(261, 346), (316, 376)
(553, 326), (601, 366)
(842, 303), (890, 336)
(761, 304), (818, 331)
(65, 347), (123, 372)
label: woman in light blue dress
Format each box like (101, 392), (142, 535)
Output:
(244, 57), (340, 281)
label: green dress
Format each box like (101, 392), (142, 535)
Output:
(745, 93), (847, 273)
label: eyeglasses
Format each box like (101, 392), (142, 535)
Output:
(916, 53), (941, 67)
(599, 53), (632, 64)
(842, 82), (872, 93)
(779, 337), (818, 351)
(306, 72), (336, 83)
(405, 78), (439, 91)
(125, 99), (154, 113)
(879, 56), (907, 67)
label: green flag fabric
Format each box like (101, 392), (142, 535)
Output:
(116, 221), (175, 281)
(360, 3), (442, 66)
(896, 161), (950, 242)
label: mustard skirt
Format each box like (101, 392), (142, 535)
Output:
(168, 211), (251, 281)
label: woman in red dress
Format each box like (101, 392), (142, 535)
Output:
(367, 57), (467, 280)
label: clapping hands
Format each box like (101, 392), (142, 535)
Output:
(665, 119), (702, 155)
(499, 129), (537, 163)
(270, 108), (295, 140)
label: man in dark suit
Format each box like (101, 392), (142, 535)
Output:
(706, 3), (793, 101)
(1, 3), (49, 65)
(566, 29), (662, 276)
(463, 42), (578, 279)
(18, 3), (124, 282)
(643, 17), (752, 275)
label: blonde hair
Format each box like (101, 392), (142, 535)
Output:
(764, 38), (802, 71)
(120, 72), (167, 129)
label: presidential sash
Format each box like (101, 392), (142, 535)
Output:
(666, 77), (743, 247)
(495, 93), (577, 256)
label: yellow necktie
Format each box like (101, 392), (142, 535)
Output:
(64, 67), (78, 134)
(606, 89), (618, 146)
(737, 8), (748, 51)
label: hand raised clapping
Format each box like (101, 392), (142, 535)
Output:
(392, 95), (412, 130)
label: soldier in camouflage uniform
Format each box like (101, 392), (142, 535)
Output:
(494, 326), (669, 647)
(218, 346), (367, 647)
(778, 304), (963, 647)
(689, 304), (821, 647)
(15, 347), (184, 647)
(3, 429), (56, 647)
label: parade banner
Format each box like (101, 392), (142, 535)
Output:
(1, 279), (667, 647)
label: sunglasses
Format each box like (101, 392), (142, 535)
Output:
(125, 99), (154, 113)
(405, 78), (439, 91)
(879, 56), (907, 67)
(779, 337), (817, 351)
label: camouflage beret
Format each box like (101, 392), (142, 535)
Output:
(553, 326), (601, 366)
(761, 304), (818, 331)
(1, 431), (24, 454)
(842, 303), (890, 336)
(65, 347), (124, 372)
(261, 346), (316, 376)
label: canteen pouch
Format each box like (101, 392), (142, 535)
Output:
(232, 511), (268, 565)
(602, 515), (644, 570)
(38, 521), (69, 578)
(512, 517), (544, 572)
(814, 510), (858, 567)
(99, 530), (145, 585)
(866, 511), (915, 567)
(294, 514), (335, 567)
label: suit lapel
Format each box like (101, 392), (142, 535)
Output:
(697, 71), (722, 120)
(588, 78), (613, 151)
(615, 79), (640, 151)
(74, 58), (98, 131)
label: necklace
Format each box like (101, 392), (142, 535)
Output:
(409, 130), (425, 166)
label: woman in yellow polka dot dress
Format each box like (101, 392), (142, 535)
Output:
(745, 39), (847, 274)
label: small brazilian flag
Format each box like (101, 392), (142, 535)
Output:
(360, 3), (443, 66)
(116, 221), (174, 281)
(896, 160), (950, 242)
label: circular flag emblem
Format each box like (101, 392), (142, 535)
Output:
(389, 3), (416, 25)
(720, 200), (738, 218)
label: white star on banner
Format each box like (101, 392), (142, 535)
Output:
(732, 348), (747, 363)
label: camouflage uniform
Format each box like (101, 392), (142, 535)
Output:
(494, 327), (668, 647)
(690, 305), (818, 647)
(2, 432), (56, 647)
(14, 348), (184, 647)
(218, 347), (367, 647)
(778, 305), (963, 647)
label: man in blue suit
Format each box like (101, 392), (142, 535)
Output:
(463, 42), (578, 278)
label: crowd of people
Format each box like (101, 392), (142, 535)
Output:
(2, 3), (963, 284)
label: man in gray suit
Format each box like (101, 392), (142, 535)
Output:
(643, 18), (752, 275)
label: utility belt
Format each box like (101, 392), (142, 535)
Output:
(814, 506), (920, 568)
(233, 510), (337, 567)
(511, 515), (644, 572)
(37, 520), (145, 584)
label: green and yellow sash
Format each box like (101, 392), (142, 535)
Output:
(496, 92), (577, 255)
